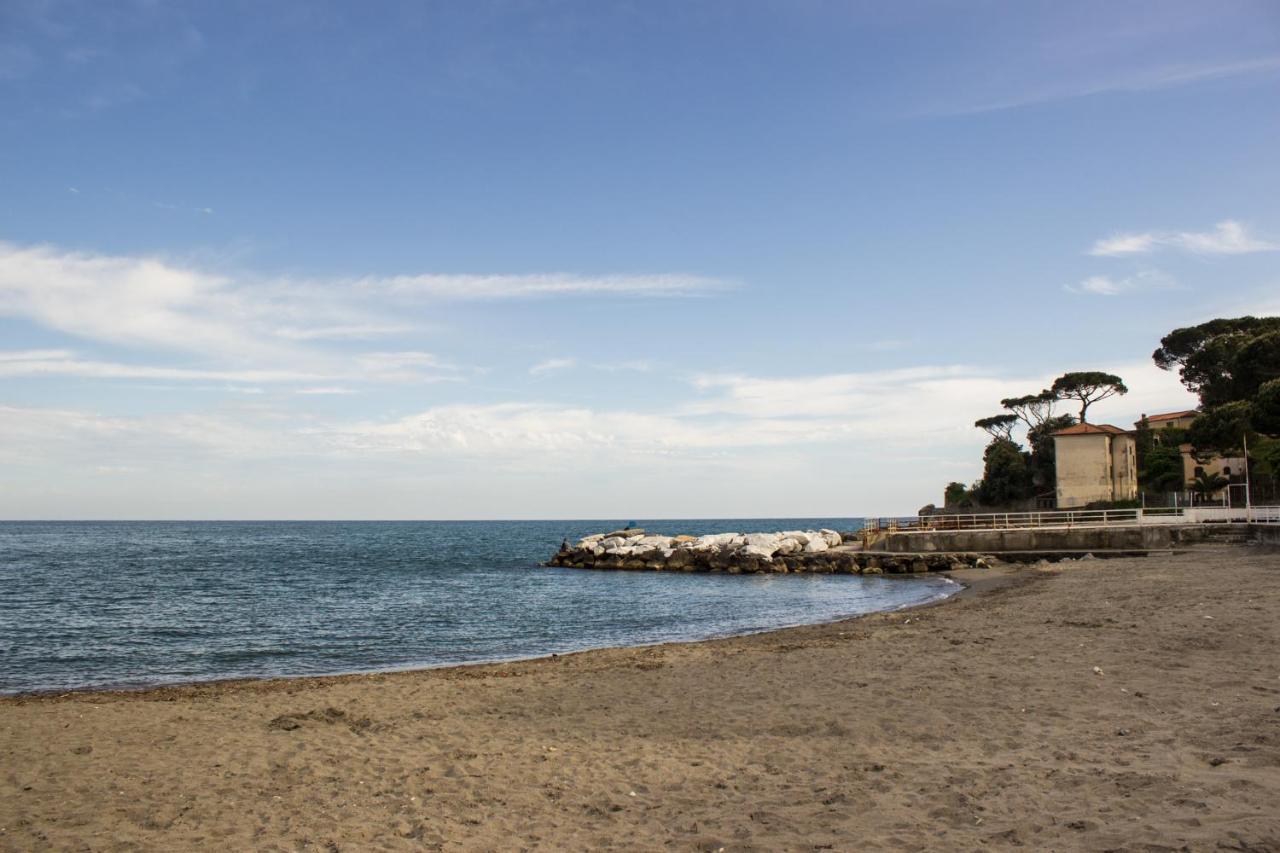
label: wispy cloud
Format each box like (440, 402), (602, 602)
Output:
(295, 386), (356, 395)
(0, 238), (730, 387)
(371, 272), (731, 300)
(0, 349), (457, 386)
(3, 361), (1193, 465)
(0, 239), (729, 353)
(153, 200), (214, 215)
(929, 56), (1280, 116)
(529, 357), (575, 375)
(1089, 220), (1277, 257)
(0, 351), (325, 383)
(1064, 270), (1176, 297)
(274, 323), (413, 341)
(0, 361), (1199, 516)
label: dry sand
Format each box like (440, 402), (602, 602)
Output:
(3, 548), (1279, 852)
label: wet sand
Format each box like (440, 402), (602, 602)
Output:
(3, 548), (1279, 851)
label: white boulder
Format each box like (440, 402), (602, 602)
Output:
(742, 544), (777, 561)
(804, 537), (829, 553)
(694, 533), (740, 550)
(776, 537), (802, 555)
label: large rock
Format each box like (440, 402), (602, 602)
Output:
(637, 535), (673, 549)
(819, 529), (843, 547)
(745, 532), (780, 549)
(741, 543), (778, 560)
(776, 537), (802, 555)
(693, 533), (740, 550)
(604, 528), (645, 539)
(804, 537), (829, 553)
(601, 536), (627, 550)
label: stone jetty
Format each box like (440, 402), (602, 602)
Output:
(547, 528), (991, 575)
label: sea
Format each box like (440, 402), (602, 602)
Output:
(0, 519), (956, 695)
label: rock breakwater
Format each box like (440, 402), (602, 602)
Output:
(547, 528), (991, 575)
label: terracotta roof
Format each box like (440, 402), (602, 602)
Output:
(1141, 409), (1198, 423)
(1052, 422), (1130, 436)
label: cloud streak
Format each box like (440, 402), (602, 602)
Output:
(529, 357), (575, 375)
(1064, 270), (1176, 297)
(0, 349), (457, 385)
(0, 238), (731, 386)
(928, 56), (1280, 117)
(1089, 220), (1277, 257)
(369, 272), (731, 300)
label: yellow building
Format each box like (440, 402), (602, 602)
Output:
(1052, 423), (1138, 508)
(1140, 409), (1197, 431)
(1137, 409), (1244, 497)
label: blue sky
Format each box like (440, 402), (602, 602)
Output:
(1, 0), (1278, 519)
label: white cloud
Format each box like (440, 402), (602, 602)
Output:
(295, 386), (356, 395)
(0, 349), (455, 385)
(0, 360), (1198, 517)
(529, 357), (576, 375)
(353, 351), (458, 382)
(274, 323), (412, 341)
(1064, 269), (1176, 296)
(370, 272), (730, 300)
(0, 348), (78, 361)
(0, 240), (272, 358)
(0, 235), (727, 379)
(0, 238), (728, 387)
(1089, 220), (1277, 257)
(0, 351), (323, 383)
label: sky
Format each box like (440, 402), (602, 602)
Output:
(1, 0), (1278, 519)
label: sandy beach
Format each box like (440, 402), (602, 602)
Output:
(3, 548), (1279, 852)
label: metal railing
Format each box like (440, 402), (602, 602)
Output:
(861, 505), (1280, 536)
(1249, 505), (1280, 524)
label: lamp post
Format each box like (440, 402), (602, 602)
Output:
(1243, 432), (1252, 513)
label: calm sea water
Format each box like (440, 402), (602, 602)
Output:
(0, 519), (955, 694)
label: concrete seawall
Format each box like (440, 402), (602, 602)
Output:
(870, 523), (1255, 554)
(1253, 524), (1280, 547)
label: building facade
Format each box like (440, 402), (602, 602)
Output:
(1052, 423), (1138, 508)
(1138, 409), (1244, 498)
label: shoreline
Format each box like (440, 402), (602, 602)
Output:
(0, 572), (970, 704)
(6, 551), (1276, 850)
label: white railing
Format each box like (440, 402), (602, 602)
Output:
(1249, 506), (1280, 524)
(862, 505), (1280, 536)
(864, 508), (1151, 534)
